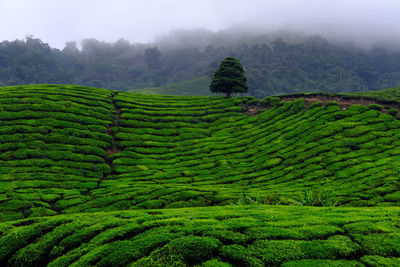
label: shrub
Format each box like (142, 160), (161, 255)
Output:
(343, 221), (388, 235)
(201, 258), (233, 267)
(83, 240), (143, 267)
(360, 255), (400, 267)
(28, 207), (57, 218)
(281, 259), (363, 267)
(353, 233), (400, 256)
(203, 229), (249, 244)
(309, 102), (323, 109)
(261, 97), (282, 107)
(220, 244), (262, 266)
(248, 239), (304, 264)
(236, 192), (264, 205)
(0, 218), (65, 264)
(367, 104), (384, 110)
(136, 199), (165, 209)
(326, 101), (339, 106)
(139, 236), (222, 266)
(388, 108), (398, 116)
(289, 99), (307, 113)
(299, 188), (335, 206)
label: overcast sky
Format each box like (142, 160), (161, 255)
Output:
(1, 0), (400, 49)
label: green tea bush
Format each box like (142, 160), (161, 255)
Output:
(201, 258), (233, 267)
(220, 244), (262, 266)
(353, 233), (400, 256)
(2, 84), (400, 229)
(367, 104), (384, 110)
(261, 97), (282, 107)
(360, 255), (400, 267)
(388, 108), (398, 116)
(135, 235), (221, 266)
(281, 259), (363, 267)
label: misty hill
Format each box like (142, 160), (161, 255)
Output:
(2, 33), (400, 97)
(1, 84), (400, 266)
(130, 76), (213, 96)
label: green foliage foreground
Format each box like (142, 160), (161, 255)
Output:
(0, 84), (400, 265)
(0, 206), (399, 266)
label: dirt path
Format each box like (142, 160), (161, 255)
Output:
(101, 93), (122, 185)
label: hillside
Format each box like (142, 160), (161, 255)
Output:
(279, 86), (400, 107)
(1, 85), (400, 221)
(130, 76), (214, 96)
(2, 35), (400, 97)
(0, 84), (400, 266)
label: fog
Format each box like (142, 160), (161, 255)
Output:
(1, 0), (400, 49)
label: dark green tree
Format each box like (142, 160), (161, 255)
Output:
(144, 47), (161, 69)
(209, 57), (248, 97)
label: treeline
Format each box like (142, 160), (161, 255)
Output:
(1, 34), (400, 97)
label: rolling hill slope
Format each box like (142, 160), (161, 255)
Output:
(0, 84), (400, 266)
(0, 85), (116, 221)
(0, 85), (400, 223)
(130, 76), (214, 96)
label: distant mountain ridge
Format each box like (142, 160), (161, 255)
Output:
(1, 33), (400, 97)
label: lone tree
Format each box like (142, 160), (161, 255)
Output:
(209, 57), (248, 97)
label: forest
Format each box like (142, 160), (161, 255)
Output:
(1, 32), (400, 98)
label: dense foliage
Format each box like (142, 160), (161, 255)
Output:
(351, 87), (400, 104)
(2, 34), (400, 97)
(0, 205), (399, 266)
(1, 85), (400, 223)
(131, 76), (213, 96)
(210, 57), (248, 97)
(0, 85), (115, 222)
(1, 84), (400, 266)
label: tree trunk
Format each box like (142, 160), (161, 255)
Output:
(226, 91), (231, 97)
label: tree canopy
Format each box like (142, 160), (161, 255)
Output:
(1, 35), (400, 97)
(209, 57), (248, 97)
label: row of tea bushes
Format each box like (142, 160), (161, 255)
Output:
(0, 205), (399, 266)
(87, 92), (400, 210)
(0, 85), (115, 222)
(1, 85), (400, 220)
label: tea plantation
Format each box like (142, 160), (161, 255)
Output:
(0, 84), (399, 266)
(1, 206), (399, 266)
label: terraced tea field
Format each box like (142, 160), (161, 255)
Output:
(0, 84), (399, 266)
(1, 206), (399, 266)
(0, 85), (117, 222)
(99, 92), (400, 211)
